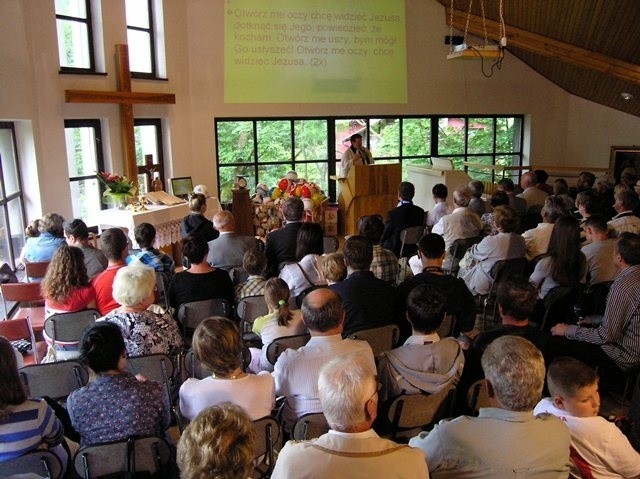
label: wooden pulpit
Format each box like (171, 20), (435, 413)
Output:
(337, 164), (402, 236)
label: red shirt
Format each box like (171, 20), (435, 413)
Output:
(91, 265), (124, 316)
(45, 285), (95, 316)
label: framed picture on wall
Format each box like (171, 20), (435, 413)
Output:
(610, 146), (640, 183)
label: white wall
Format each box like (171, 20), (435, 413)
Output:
(2, 0), (639, 220)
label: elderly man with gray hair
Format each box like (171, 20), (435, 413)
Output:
(431, 184), (483, 271)
(410, 335), (571, 478)
(206, 210), (261, 271)
(272, 354), (428, 479)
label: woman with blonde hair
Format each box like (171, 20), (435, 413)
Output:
(100, 265), (183, 357)
(179, 317), (274, 421)
(249, 278), (307, 372)
(0, 337), (66, 465)
(177, 402), (256, 479)
(181, 193), (219, 243)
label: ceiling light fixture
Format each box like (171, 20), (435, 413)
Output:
(621, 92), (634, 101)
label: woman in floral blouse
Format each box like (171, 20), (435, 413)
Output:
(99, 265), (183, 357)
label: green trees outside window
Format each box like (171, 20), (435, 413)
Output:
(215, 115), (523, 203)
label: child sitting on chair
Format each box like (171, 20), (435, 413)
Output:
(318, 253), (347, 285)
(534, 357), (640, 479)
(249, 278), (307, 373)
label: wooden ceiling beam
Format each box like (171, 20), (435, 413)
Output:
(446, 7), (640, 86)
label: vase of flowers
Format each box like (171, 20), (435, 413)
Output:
(97, 172), (137, 209)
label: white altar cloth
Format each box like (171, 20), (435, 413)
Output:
(89, 198), (221, 248)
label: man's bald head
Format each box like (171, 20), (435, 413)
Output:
(213, 210), (235, 232)
(301, 288), (344, 333)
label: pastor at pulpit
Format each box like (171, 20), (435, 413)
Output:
(340, 133), (374, 177)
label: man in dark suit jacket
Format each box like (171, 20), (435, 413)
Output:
(206, 210), (261, 270)
(380, 182), (425, 257)
(265, 197), (304, 277)
(330, 236), (402, 337)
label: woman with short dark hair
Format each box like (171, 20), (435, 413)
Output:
(66, 322), (171, 446)
(168, 235), (235, 311)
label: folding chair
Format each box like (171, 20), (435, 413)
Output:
(176, 298), (231, 338)
(126, 353), (176, 401)
(127, 352), (183, 429)
(480, 257), (529, 328)
(237, 295), (268, 343)
(19, 360), (88, 400)
(24, 260), (50, 282)
(0, 317), (46, 365)
(44, 309), (99, 346)
(182, 347), (250, 381)
(225, 265), (248, 286)
(291, 412), (330, 440)
(398, 225), (425, 259)
(446, 236), (482, 275)
(155, 272), (170, 310)
(581, 281), (613, 316)
(74, 436), (174, 479)
(384, 385), (456, 441)
(2, 449), (64, 479)
(323, 236), (339, 254)
(436, 313), (457, 339)
(1, 282), (45, 327)
(348, 324), (400, 356)
(182, 349), (213, 380)
(539, 285), (578, 331)
(252, 416), (282, 479)
(265, 333), (311, 365)
(466, 379), (491, 415)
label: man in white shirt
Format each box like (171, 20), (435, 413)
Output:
(521, 195), (566, 260)
(432, 185), (483, 271)
(426, 183), (451, 228)
(340, 133), (374, 177)
(518, 171), (548, 211)
(273, 288), (376, 431)
(581, 215), (618, 286)
(608, 188), (640, 236)
(272, 354), (428, 479)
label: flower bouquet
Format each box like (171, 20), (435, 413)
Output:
(97, 171), (137, 209)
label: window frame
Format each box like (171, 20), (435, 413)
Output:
(134, 118), (165, 193)
(215, 118), (333, 204)
(0, 122), (27, 270)
(64, 119), (106, 215)
(55, 0), (96, 74)
(126, 0), (159, 79)
(214, 115), (524, 203)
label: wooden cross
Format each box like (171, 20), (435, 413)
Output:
(65, 44), (175, 187)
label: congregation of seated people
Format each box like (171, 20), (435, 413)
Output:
(3, 169), (640, 478)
